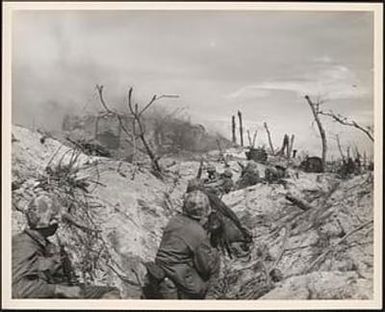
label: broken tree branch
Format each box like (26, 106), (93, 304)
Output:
(139, 94), (179, 116)
(62, 212), (101, 234)
(304, 220), (373, 274)
(126, 87), (164, 174)
(319, 110), (374, 142)
(96, 85), (146, 154)
(285, 194), (314, 211)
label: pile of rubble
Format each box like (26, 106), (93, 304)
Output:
(11, 125), (374, 299)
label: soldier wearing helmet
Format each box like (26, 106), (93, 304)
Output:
(154, 190), (220, 299)
(265, 164), (287, 184)
(218, 168), (234, 194)
(203, 164), (219, 183)
(236, 160), (261, 190)
(12, 194), (120, 299)
(202, 166), (235, 197)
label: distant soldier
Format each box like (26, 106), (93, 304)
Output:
(219, 168), (234, 194)
(12, 194), (121, 299)
(299, 156), (324, 173)
(265, 165), (287, 184)
(203, 164), (219, 183)
(236, 161), (261, 189)
(204, 168), (234, 197)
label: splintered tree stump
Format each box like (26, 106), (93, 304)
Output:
(263, 122), (275, 155)
(285, 194), (314, 211)
(238, 110), (244, 147)
(232, 115), (237, 144)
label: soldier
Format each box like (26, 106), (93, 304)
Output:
(203, 164), (219, 183)
(236, 161), (261, 189)
(265, 165), (287, 184)
(185, 179), (253, 259)
(12, 194), (121, 299)
(203, 168), (234, 197)
(154, 190), (220, 299)
(219, 168), (234, 194)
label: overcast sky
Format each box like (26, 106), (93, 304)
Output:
(12, 9), (374, 159)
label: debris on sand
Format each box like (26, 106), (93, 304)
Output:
(11, 125), (374, 299)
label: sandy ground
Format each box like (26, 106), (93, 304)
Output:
(11, 125), (374, 299)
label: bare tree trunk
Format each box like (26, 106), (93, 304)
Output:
(252, 130), (257, 148)
(263, 122), (275, 154)
(247, 130), (252, 147)
(277, 134), (289, 157)
(354, 145), (360, 160)
(232, 115), (236, 144)
(287, 134), (295, 159)
(335, 134), (345, 162)
(346, 146), (350, 159)
(305, 95), (327, 167)
(238, 110), (244, 147)
(96, 84), (178, 177)
(127, 89), (162, 174)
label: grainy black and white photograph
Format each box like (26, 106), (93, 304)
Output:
(2, 1), (383, 310)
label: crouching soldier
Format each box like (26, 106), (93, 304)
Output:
(150, 190), (220, 299)
(204, 168), (234, 198)
(265, 165), (287, 184)
(203, 164), (219, 184)
(12, 194), (121, 299)
(219, 168), (234, 194)
(236, 161), (261, 189)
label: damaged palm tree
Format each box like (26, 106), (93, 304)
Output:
(304, 95), (328, 168)
(263, 122), (276, 155)
(231, 115), (237, 145)
(238, 110), (244, 147)
(96, 84), (178, 177)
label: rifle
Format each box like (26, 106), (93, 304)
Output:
(196, 158), (204, 179)
(237, 161), (245, 175)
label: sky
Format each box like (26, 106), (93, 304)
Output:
(12, 9), (375, 159)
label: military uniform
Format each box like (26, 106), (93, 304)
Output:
(186, 179), (252, 259)
(203, 169), (234, 197)
(236, 161), (260, 189)
(12, 194), (120, 299)
(12, 229), (59, 298)
(155, 191), (220, 299)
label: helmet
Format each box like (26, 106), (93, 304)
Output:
(223, 168), (233, 178)
(26, 194), (61, 229)
(186, 178), (203, 193)
(245, 161), (258, 173)
(206, 164), (216, 173)
(183, 190), (210, 220)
